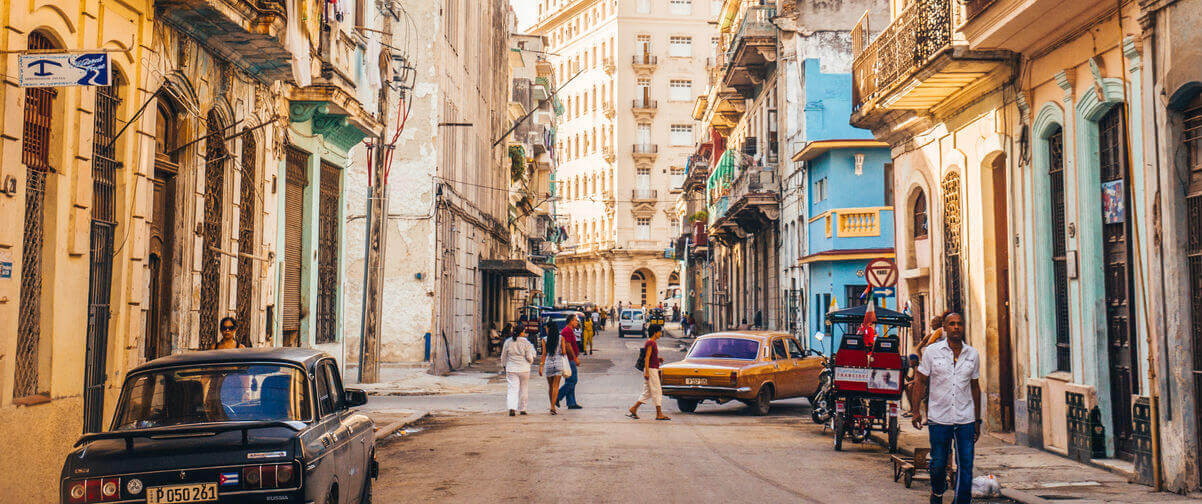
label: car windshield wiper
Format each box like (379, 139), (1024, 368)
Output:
(707, 353), (733, 358)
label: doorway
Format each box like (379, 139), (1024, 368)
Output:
(146, 101), (179, 361)
(1098, 105), (1137, 460)
(987, 154), (1015, 432)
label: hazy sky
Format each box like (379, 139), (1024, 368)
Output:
(511, 0), (539, 32)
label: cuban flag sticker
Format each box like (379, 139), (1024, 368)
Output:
(219, 471), (240, 487)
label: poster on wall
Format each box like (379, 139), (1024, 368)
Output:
(1101, 180), (1125, 224)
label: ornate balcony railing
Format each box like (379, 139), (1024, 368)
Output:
(730, 166), (778, 203)
(852, 0), (954, 111)
(632, 98), (658, 109)
(632, 54), (659, 65)
(726, 5), (777, 61)
(633, 144), (659, 154)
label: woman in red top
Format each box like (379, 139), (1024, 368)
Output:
(627, 324), (670, 421)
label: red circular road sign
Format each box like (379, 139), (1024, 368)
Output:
(865, 258), (898, 288)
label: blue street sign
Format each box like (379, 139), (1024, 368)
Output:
(873, 287), (896, 297)
(19, 52), (111, 88)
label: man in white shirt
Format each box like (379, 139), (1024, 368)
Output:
(910, 312), (981, 504)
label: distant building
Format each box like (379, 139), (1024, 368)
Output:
(529, 0), (712, 309)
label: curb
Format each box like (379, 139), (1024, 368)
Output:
(373, 411), (428, 442)
(865, 430), (1044, 504)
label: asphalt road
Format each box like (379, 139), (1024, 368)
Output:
(370, 327), (948, 503)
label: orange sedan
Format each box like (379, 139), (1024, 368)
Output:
(660, 331), (825, 415)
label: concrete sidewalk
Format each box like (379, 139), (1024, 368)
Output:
(873, 419), (1200, 503)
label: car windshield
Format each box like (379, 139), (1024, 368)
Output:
(688, 338), (760, 360)
(113, 364), (311, 430)
(621, 312), (633, 320)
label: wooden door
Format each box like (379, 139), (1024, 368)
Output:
(146, 165), (176, 360)
(992, 155), (1015, 431)
(1098, 105), (1137, 460)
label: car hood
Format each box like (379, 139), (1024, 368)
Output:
(62, 426), (300, 479)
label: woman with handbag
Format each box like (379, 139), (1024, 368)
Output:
(539, 321), (568, 415)
(627, 323), (670, 421)
(500, 327), (536, 416)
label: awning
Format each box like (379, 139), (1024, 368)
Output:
(480, 259), (544, 278)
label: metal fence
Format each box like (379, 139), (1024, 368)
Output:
(851, 0), (953, 111)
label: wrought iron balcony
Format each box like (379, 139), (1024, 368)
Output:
(633, 98), (658, 109)
(632, 54), (658, 74)
(157, 0), (291, 82)
(711, 166), (780, 238)
(722, 5), (777, 93)
(632, 143), (659, 163)
(850, 0), (1011, 128)
(632, 98), (658, 121)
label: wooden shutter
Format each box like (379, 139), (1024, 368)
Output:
(283, 147), (308, 333)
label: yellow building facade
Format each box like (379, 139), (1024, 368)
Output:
(0, 0), (155, 500)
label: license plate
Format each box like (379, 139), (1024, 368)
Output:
(147, 483), (218, 504)
(685, 378), (707, 385)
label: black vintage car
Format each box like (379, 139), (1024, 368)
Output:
(60, 348), (377, 504)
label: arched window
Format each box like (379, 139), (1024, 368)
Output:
(1047, 125), (1071, 372)
(942, 171), (963, 313)
(912, 189), (928, 239)
(15, 30), (59, 400)
(199, 110), (228, 349)
(236, 130), (257, 347)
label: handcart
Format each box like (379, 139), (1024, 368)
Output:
(824, 304), (912, 453)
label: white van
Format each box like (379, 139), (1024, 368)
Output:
(618, 308), (646, 338)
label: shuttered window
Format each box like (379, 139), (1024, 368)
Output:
(283, 146), (309, 341)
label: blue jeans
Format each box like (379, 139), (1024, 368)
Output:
(556, 360), (579, 407)
(928, 422), (975, 504)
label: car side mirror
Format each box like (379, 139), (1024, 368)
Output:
(343, 388), (368, 408)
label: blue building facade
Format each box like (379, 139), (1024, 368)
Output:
(786, 59), (894, 352)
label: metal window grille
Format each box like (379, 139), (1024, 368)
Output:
(15, 31), (57, 400)
(84, 73), (122, 431)
(1048, 127), (1072, 372)
(316, 162), (341, 344)
(199, 111), (227, 349)
(236, 132), (257, 347)
(942, 171), (963, 314)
